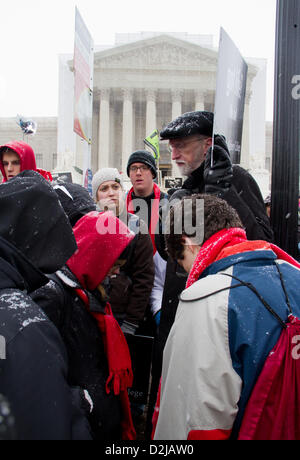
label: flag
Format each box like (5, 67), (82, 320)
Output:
(144, 129), (160, 160)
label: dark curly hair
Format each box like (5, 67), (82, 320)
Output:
(165, 194), (244, 262)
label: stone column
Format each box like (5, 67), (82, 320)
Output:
(110, 104), (116, 169)
(171, 90), (183, 178)
(98, 89), (110, 169)
(195, 90), (205, 111)
(146, 89), (157, 137)
(122, 88), (133, 175)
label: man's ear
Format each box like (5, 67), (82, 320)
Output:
(182, 235), (198, 254)
(204, 137), (213, 153)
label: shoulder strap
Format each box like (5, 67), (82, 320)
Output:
(220, 266), (289, 330)
(180, 263), (290, 330)
(179, 282), (245, 303)
(274, 262), (293, 315)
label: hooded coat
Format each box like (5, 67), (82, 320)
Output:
(31, 212), (136, 440)
(0, 141), (52, 182)
(53, 182), (96, 227)
(0, 171), (91, 440)
(0, 171), (76, 274)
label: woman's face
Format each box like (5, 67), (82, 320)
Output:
(96, 180), (124, 215)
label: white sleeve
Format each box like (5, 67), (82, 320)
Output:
(155, 275), (242, 440)
(149, 251), (167, 316)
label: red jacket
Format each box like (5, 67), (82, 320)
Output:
(0, 140), (52, 182)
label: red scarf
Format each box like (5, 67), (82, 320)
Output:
(187, 228), (300, 288)
(126, 183), (161, 254)
(75, 288), (136, 441)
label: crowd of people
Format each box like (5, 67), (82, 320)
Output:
(0, 110), (300, 441)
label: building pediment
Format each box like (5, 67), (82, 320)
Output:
(94, 34), (219, 71)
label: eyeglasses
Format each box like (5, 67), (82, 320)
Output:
(129, 165), (150, 173)
(168, 138), (204, 153)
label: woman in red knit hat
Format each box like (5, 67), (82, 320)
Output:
(31, 211), (137, 441)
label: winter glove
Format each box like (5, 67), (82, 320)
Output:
(121, 320), (138, 336)
(204, 135), (233, 195)
(169, 188), (192, 205)
(154, 310), (161, 326)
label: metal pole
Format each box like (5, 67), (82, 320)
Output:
(271, 0), (300, 258)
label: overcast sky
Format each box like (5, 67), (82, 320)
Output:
(0, 0), (276, 120)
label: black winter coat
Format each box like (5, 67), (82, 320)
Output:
(185, 163), (273, 241)
(31, 266), (122, 441)
(0, 237), (91, 440)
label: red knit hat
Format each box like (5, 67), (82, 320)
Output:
(68, 211), (137, 440)
(66, 211), (135, 291)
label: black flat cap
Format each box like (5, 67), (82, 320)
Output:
(160, 111), (214, 140)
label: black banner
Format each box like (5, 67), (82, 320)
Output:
(125, 334), (154, 406)
(213, 28), (248, 164)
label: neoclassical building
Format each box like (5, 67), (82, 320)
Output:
(58, 32), (268, 189)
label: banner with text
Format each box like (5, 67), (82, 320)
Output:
(73, 7), (94, 148)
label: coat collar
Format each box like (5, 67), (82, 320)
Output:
(182, 163), (205, 192)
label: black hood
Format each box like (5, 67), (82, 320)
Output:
(0, 236), (48, 293)
(53, 182), (96, 227)
(0, 171), (77, 273)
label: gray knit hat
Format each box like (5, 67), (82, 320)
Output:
(92, 168), (124, 201)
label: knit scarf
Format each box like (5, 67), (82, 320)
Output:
(74, 288), (136, 441)
(186, 228), (300, 289)
(126, 182), (161, 254)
